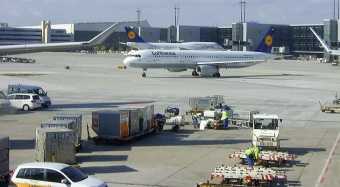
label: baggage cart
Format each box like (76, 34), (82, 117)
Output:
(198, 165), (287, 187)
(229, 150), (296, 167)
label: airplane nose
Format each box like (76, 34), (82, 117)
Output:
(123, 57), (132, 67)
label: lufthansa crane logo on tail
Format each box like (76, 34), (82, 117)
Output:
(264, 35), (273, 47)
(128, 31), (136, 40)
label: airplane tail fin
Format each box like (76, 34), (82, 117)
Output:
(125, 26), (145, 43)
(255, 28), (275, 53)
(310, 27), (331, 53)
(87, 23), (119, 46)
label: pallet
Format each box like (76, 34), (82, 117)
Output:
(206, 165), (287, 186)
(229, 151), (296, 166)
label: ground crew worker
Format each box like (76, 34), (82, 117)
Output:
(245, 145), (260, 169)
(221, 108), (229, 128)
(192, 114), (199, 129)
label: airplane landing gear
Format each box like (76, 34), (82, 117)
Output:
(213, 72), (221, 78)
(142, 69), (147, 77)
(192, 70), (199, 77)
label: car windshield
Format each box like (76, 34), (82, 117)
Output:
(0, 91), (6, 99)
(254, 118), (278, 130)
(32, 95), (40, 100)
(33, 88), (47, 96)
(61, 166), (88, 182)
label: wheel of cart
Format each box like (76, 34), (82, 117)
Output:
(153, 113), (166, 132)
(172, 125), (180, 132)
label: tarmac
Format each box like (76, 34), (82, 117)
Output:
(0, 52), (340, 187)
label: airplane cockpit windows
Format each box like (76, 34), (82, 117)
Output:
(127, 54), (141, 58)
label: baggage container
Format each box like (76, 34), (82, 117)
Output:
(128, 109), (140, 136)
(145, 105), (154, 129)
(0, 136), (9, 183)
(120, 104), (154, 134)
(203, 110), (218, 119)
(35, 128), (76, 164)
(92, 110), (129, 140)
(53, 113), (82, 144)
(92, 105), (155, 142)
(41, 119), (80, 148)
(189, 96), (224, 111)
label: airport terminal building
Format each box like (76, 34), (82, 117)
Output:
(1, 19), (340, 57)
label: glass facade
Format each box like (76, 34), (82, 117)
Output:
(291, 25), (323, 53)
(0, 27), (72, 45)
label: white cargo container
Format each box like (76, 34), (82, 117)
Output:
(53, 113), (82, 145)
(35, 128), (76, 164)
(189, 95), (224, 111)
(41, 119), (81, 149)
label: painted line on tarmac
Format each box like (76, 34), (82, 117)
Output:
(315, 131), (340, 187)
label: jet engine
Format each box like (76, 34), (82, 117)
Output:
(167, 68), (187, 72)
(197, 65), (220, 77)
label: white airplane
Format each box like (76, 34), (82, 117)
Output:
(123, 28), (274, 77)
(310, 27), (340, 56)
(124, 27), (225, 50)
(0, 23), (119, 56)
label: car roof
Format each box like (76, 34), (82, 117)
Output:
(9, 84), (41, 89)
(253, 114), (279, 119)
(17, 162), (69, 171)
(8, 93), (38, 96)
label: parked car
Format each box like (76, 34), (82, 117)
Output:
(7, 93), (42, 111)
(8, 84), (51, 108)
(11, 162), (107, 187)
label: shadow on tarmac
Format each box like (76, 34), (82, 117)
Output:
(79, 141), (132, 153)
(131, 129), (251, 147)
(80, 165), (137, 174)
(281, 147), (326, 156)
(149, 73), (304, 79)
(10, 139), (35, 150)
(77, 155), (128, 163)
(48, 101), (155, 110)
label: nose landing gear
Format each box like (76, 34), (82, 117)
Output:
(142, 69), (147, 77)
(213, 72), (221, 78)
(192, 70), (199, 77)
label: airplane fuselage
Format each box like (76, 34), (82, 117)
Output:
(126, 42), (225, 51)
(124, 50), (271, 69)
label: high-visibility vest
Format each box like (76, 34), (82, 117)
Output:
(221, 111), (229, 120)
(245, 146), (260, 160)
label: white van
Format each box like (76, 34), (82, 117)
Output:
(8, 84), (51, 108)
(7, 93), (42, 111)
(11, 162), (107, 187)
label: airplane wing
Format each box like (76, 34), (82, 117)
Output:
(197, 59), (265, 66)
(0, 23), (119, 55)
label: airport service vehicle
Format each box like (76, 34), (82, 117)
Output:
(0, 23), (118, 56)
(7, 93), (42, 111)
(11, 162), (107, 187)
(319, 94), (340, 113)
(0, 91), (10, 113)
(123, 28), (274, 77)
(123, 27), (225, 51)
(252, 114), (282, 149)
(8, 84), (51, 108)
